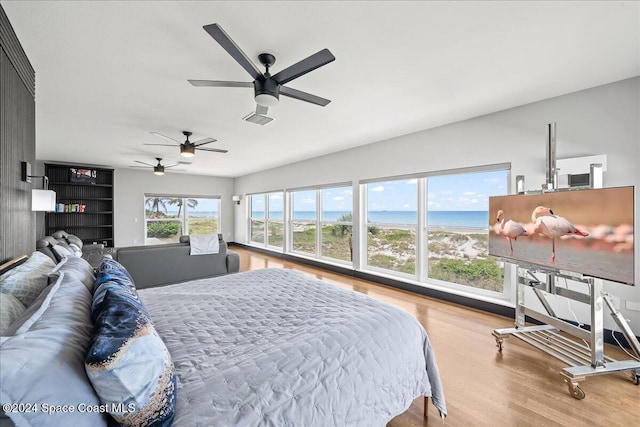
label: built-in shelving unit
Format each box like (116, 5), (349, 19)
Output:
(45, 163), (114, 246)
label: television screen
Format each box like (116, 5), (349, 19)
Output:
(489, 186), (634, 285)
(69, 168), (97, 184)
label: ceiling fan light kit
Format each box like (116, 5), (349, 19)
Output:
(180, 145), (196, 157)
(189, 23), (335, 117)
(144, 131), (227, 157)
(134, 157), (181, 175)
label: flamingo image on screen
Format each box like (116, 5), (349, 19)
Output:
(489, 186), (635, 285)
(531, 206), (590, 262)
(495, 210), (528, 256)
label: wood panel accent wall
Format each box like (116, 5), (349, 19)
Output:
(0, 5), (36, 263)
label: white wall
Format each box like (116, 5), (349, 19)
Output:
(114, 168), (234, 246)
(233, 77), (640, 333)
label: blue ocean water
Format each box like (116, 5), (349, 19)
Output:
(252, 211), (489, 228)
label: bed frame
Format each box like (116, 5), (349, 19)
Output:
(0, 255), (28, 275)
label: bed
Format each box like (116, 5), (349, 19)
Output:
(0, 252), (446, 427)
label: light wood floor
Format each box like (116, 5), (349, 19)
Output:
(233, 247), (640, 427)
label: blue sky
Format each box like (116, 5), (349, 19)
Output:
(250, 170), (508, 213)
(162, 197), (220, 213)
(368, 170), (508, 211)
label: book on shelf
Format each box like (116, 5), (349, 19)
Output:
(56, 203), (86, 212)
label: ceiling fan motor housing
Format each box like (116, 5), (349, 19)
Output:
(254, 76), (280, 106)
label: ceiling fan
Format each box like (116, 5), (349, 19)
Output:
(144, 131), (228, 158)
(133, 158), (186, 176)
(188, 23), (335, 116)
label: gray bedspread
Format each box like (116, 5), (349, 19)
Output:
(138, 268), (446, 426)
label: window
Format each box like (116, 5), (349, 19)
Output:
(320, 186), (353, 262)
(249, 192), (284, 248)
(426, 170), (508, 292)
(291, 189), (317, 255)
(144, 195), (220, 245)
(267, 192), (284, 248)
(363, 167), (509, 294)
(287, 186), (353, 263)
(366, 179), (417, 275)
(249, 194), (265, 244)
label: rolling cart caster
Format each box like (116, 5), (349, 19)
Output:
(564, 378), (586, 400)
(632, 374), (639, 386)
(492, 332), (504, 352)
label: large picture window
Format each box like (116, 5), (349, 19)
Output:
(363, 166), (509, 293)
(144, 195), (219, 245)
(366, 179), (417, 275)
(426, 170), (508, 292)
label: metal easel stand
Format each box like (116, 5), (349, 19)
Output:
(492, 261), (640, 399)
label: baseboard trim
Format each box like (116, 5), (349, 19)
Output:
(229, 242), (640, 350)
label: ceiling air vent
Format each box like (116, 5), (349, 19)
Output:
(242, 112), (275, 126)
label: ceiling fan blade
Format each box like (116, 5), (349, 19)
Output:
(256, 104), (268, 115)
(143, 143), (177, 147)
(134, 160), (155, 167)
(272, 48), (335, 85)
(203, 23), (263, 80)
(196, 147), (228, 153)
(164, 163), (179, 168)
(279, 86), (331, 106)
(192, 137), (217, 146)
(188, 80), (253, 88)
(150, 132), (181, 144)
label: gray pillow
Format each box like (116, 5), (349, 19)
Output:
(0, 294), (25, 335)
(52, 244), (74, 260)
(0, 272), (108, 427)
(0, 251), (55, 306)
(49, 256), (95, 291)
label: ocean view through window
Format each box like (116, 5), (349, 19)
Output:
(363, 168), (509, 293)
(366, 179), (418, 275)
(244, 166), (508, 294)
(426, 170), (508, 292)
(144, 195), (220, 245)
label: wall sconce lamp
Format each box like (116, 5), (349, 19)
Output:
(232, 195), (241, 205)
(21, 162), (57, 211)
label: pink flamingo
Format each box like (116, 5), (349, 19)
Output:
(496, 210), (528, 255)
(531, 206), (589, 262)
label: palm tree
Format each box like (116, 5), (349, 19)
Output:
(168, 198), (199, 216)
(332, 213), (354, 260)
(331, 213), (353, 238)
(145, 197), (170, 217)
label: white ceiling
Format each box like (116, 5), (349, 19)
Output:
(3, 1), (639, 178)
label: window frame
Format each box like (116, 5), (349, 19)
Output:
(143, 193), (221, 245)
(360, 163), (511, 298)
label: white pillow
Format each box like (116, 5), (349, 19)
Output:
(0, 293), (26, 335)
(0, 251), (55, 306)
(0, 273), (108, 426)
(52, 244), (74, 259)
(49, 256), (95, 291)
(189, 234), (220, 255)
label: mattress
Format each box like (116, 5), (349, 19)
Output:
(138, 268), (446, 426)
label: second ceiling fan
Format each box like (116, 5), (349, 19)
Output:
(189, 23), (335, 116)
(145, 131), (228, 158)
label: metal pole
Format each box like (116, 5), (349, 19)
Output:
(545, 122), (557, 190)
